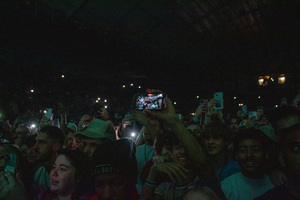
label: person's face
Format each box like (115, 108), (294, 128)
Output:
(34, 132), (55, 162)
(204, 134), (226, 156)
(279, 128), (300, 179)
(257, 108), (264, 119)
(170, 143), (191, 167)
(50, 155), (76, 196)
(143, 119), (160, 142)
(64, 132), (76, 150)
(81, 138), (104, 159)
(236, 139), (266, 178)
(230, 118), (239, 132)
(94, 173), (132, 200)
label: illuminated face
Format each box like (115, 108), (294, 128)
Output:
(34, 132), (54, 162)
(94, 173), (133, 200)
(50, 155), (76, 196)
(204, 134), (227, 156)
(81, 138), (104, 159)
(170, 143), (191, 168)
(236, 139), (266, 178)
(280, 129), (300, 180)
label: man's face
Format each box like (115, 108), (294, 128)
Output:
(204, 134), (226, 156)
(236, 139), (266, 178)
(280, 129), (300, 179)
(94, 173), (132, 200)
(34, 132), (55, 162)
(81, 138), (104, 159)
(143, 119), (160, 142)
(230, 118), (239, 132)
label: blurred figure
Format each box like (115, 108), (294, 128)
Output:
(90, 138), (139, 200)
(75, 119), (116, 159)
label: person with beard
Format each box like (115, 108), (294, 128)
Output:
(221, 128), (275, 200)
(32, 126), (65, 195)
(255, 125), (300, 199)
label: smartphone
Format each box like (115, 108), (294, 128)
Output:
(177, 113), (182, 120)
(214, 92), (223, 110)
(133, 93), (166, 110)
(248, 111), (258, 119)
(242, 105), (247, 113)
(45, 108), (53, 119)
(199, 99), (207, 105)
(4, 145), (20, 175)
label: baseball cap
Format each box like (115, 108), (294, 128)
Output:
(91, 138), (138, 182)
(75, 119), (115, 141)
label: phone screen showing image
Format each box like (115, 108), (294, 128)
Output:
(133, 93), (166, 110)
(4, 152), (18, 175)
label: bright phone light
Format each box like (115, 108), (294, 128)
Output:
(131, 132), (136, 137)
(174, 102), (177, 105)
(104, 99), (107, 103)
(96, 100), (99, 103)
(138, 86), (141, 89)
(104, 105), (108, 109)
(98, 97), (100, 100)
(234, 97), (236, 99)
(62, 75), (64, 78)
(130, 83), (134, 86)
(30, 124), (36, 129)
(43, 110), (47, 114)
(31, 90), (34, 93)
(123, 85), (126, 88)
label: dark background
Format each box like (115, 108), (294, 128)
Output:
(0, 0), (299, 120)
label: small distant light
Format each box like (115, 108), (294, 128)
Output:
(104, 99), (107, 103)
(104, 105), (108, 109)
(258, 96), (261, 99)
(31, 89), (34, 93)
(234, 97), (237, 100)
(138, 86), (141, 89)
(96, 100), (99, 103)
(174, 102), (177, 105)
(130, 83), (134, 86)
(196, 96), (199, 99)
(131, 132), (136, 137)
(275, 105), (278, 107)
(190, 113), (196, 116)
(98, 97), (100, 100)
(61, 75), (64, 78)
(123, 85), (126, 88)
(238, 103), (244, 107)
(44, 110), (47, 114)
(270, 78), (274, 81)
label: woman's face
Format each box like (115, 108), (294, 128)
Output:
(50, 155), (76, 196)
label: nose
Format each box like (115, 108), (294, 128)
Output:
(50, 168), (58, 177)
(246, 148), (253, 157)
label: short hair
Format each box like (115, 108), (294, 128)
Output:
(203, 121), (233, 143)
(39, 126), (65, 147)
(233, 128), (270, 155)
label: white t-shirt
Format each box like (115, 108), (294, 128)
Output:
(221, 172), (275, 200)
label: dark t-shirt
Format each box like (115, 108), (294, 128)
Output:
(255, 184), (300, 200)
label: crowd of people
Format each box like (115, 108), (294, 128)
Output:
(0, 89), (300, 200)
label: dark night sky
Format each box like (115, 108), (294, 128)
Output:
(0, 0), (300, 116)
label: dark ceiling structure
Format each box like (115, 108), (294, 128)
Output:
(0, 0), (299, 97)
